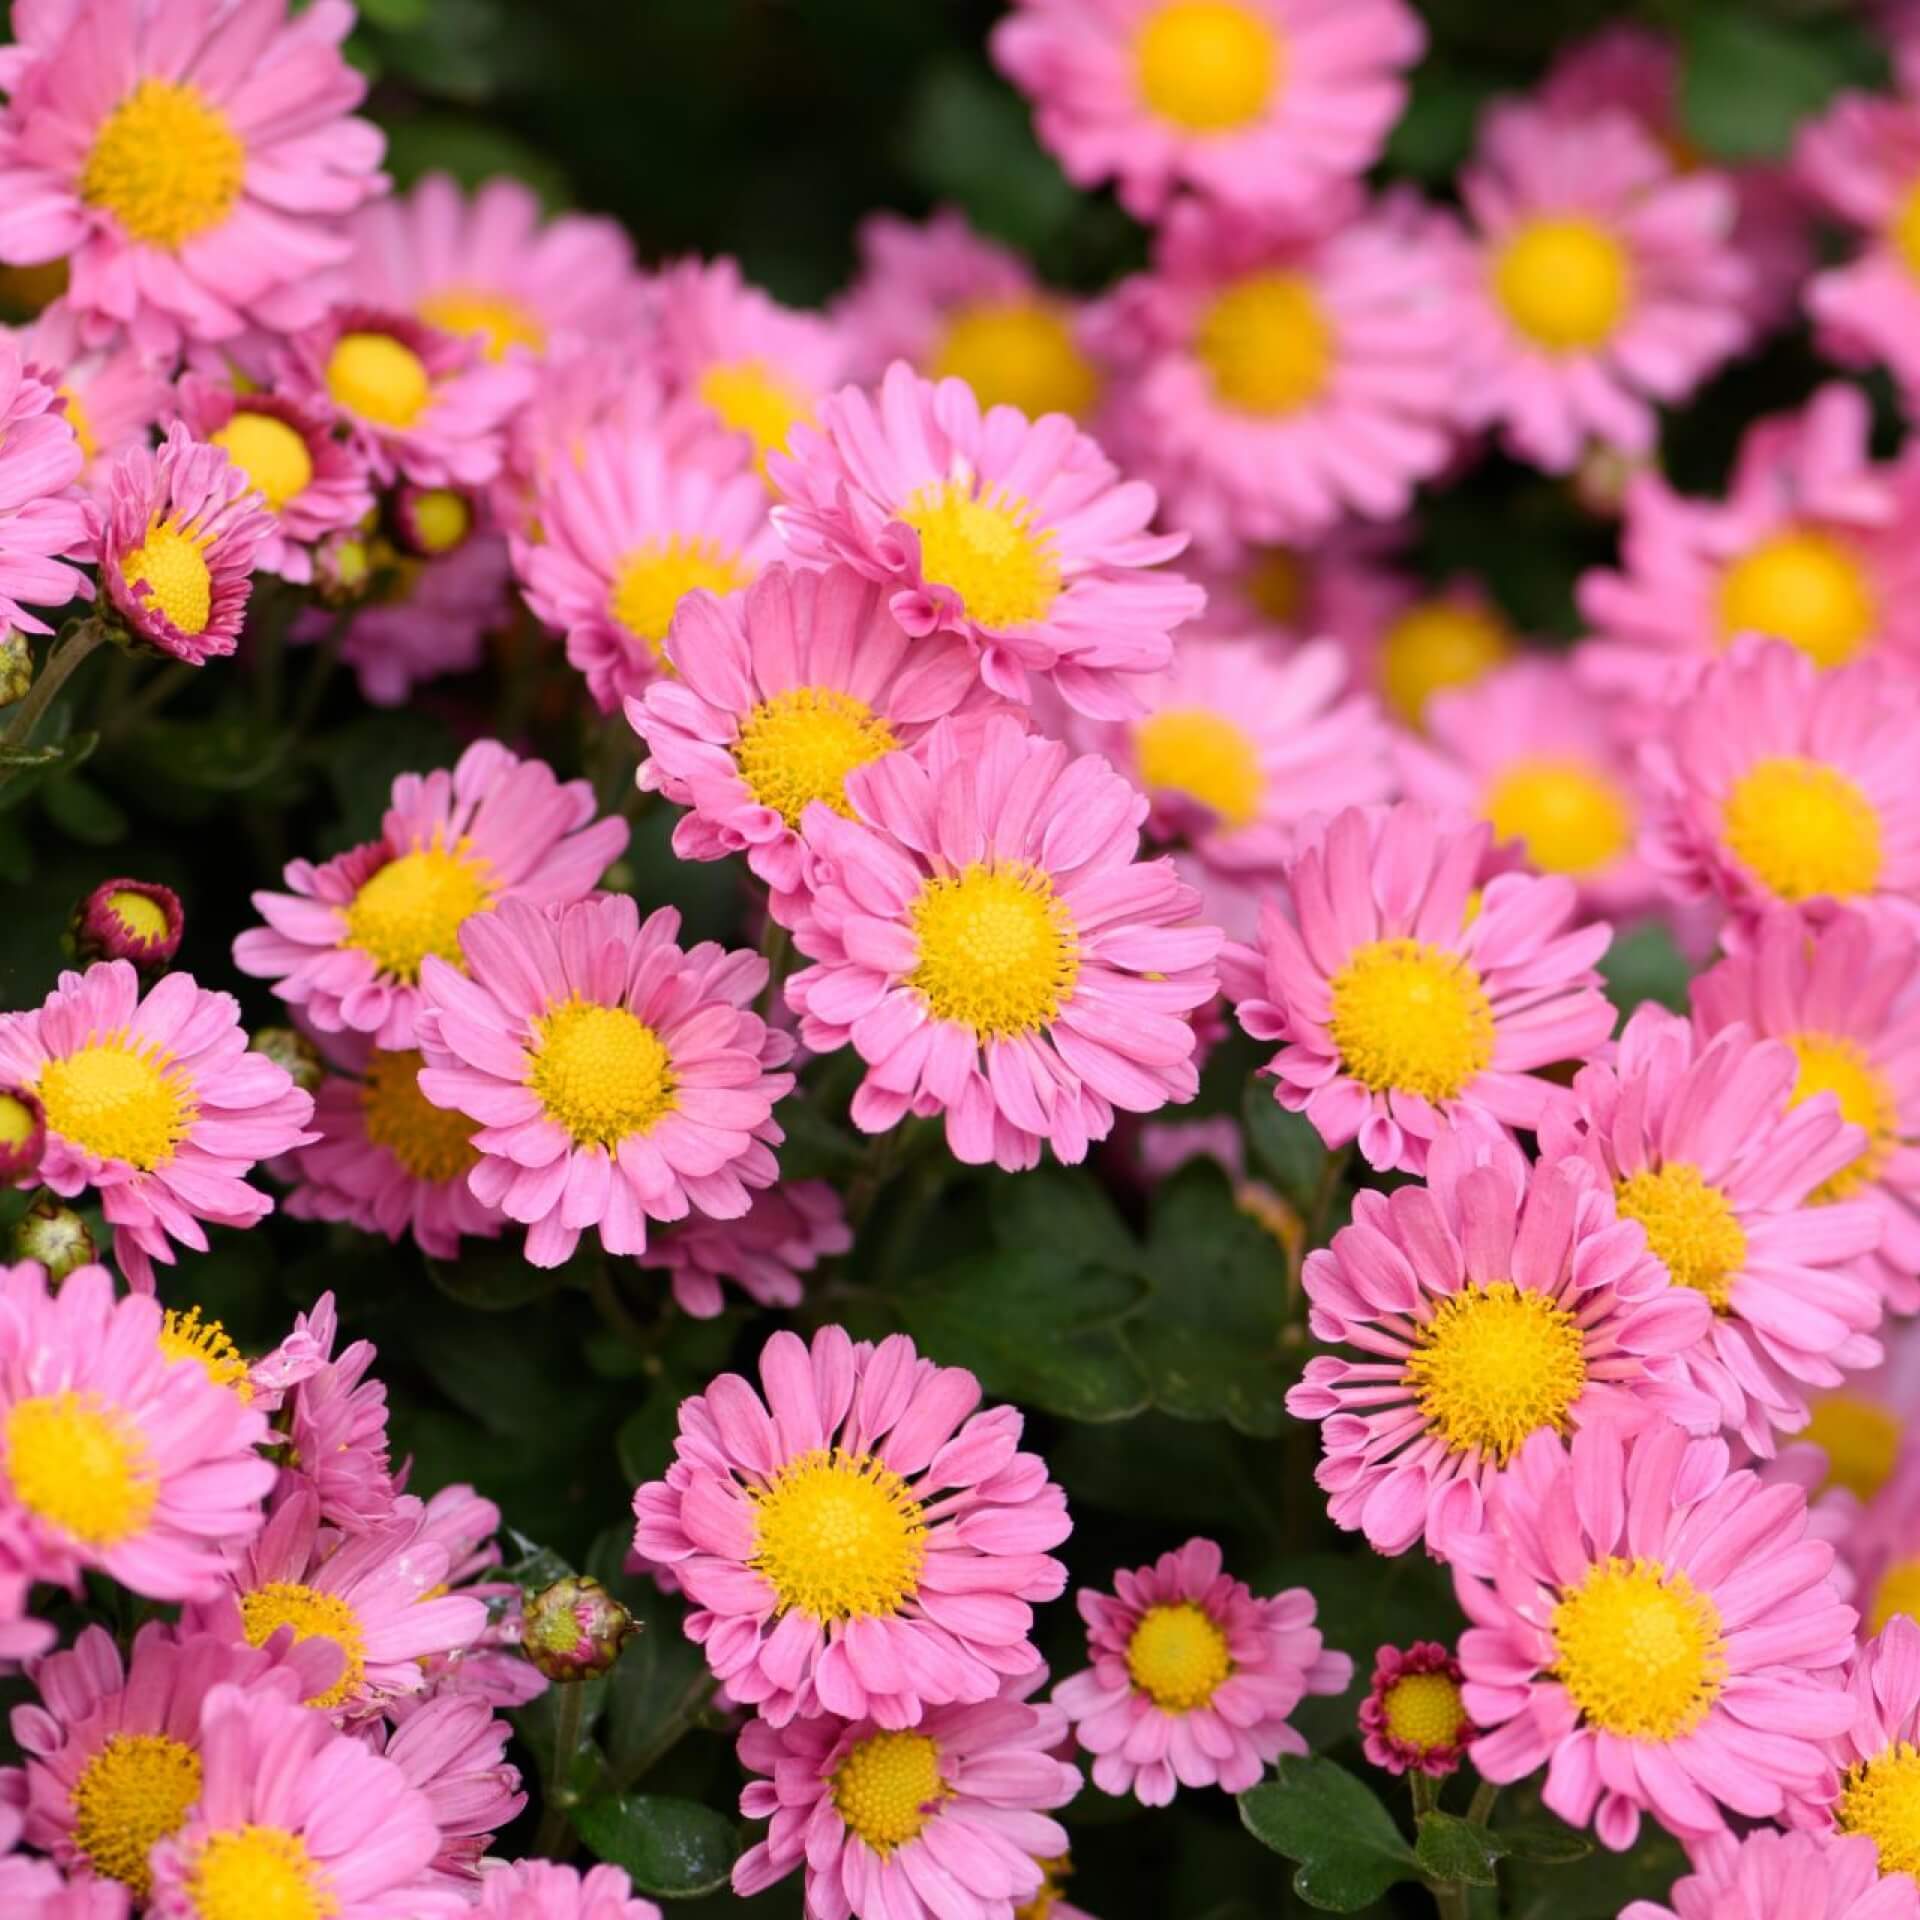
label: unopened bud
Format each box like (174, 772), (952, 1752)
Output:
(391, 485), (474, 558)
(0, 1088), (46, 1187)
(71, 878), (184, 972)
(11, 1194), (96, 1282)
(524, 1574), (637, 1681)
(313, 530), (375, 607)
(1571, 442), (1653, 520)
(249, 1027), (325, 1099)
(1, 628), (32, 707)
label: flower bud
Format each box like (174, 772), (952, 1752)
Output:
(1358, 1641), (1475, 1778)
(249, 1027), (325, 1099)
(1, 627), (32, 707)
(11, 1193), (96, 1282)
(0, 1087), (46, 1187)
(523, 1574), (637, 1681)
(71, 878), (184, 972)
(391, 485), (474, 559)
(313, 529), (375, 607)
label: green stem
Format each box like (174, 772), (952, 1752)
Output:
(1430, 1881), (1470, 1920)
(1466, 1779), (1500, 1829)
(1411, 1772), (1438, 1819)
(757, 920), (791, 1023)
(100, 660), (195, 747)
(0, 618), (109, 776)
(534, 1679), (589, 1855)
(611, 1672), (718, 1793)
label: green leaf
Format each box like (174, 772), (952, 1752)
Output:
(40, 772), (128, 844)
(1238, 1757), (1419, 1912)
(1416, 1812), (1506, 1888)
(1497, 1823), (1592, 1866)
(1241, 1084), (1327, 1207)
(426, 1243), (562, 1312)
(570, 1793), (738, 1898)
(1680, 10), (1887, 163)
(615, 1393), (680, 1490)
(1600, 921), (1690, 1021)
(1381, 52), (1498, 183)
(585, 1530), (715, 1787)
(988, 1166), (1138, 1271)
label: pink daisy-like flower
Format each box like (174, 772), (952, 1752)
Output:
(0, 0), (386, 356)
(1222, 802), (1616, 1176)
(410, 1483), (543, 1710)
(345, 172), (643, 364)
(785, 714), (1222, 1170)
(518, 419), (780, 714)
(770, 361), (1201, 719)
(1054, 1537), (1349, 1805)
(373, 1694), (524, 1885)
(1333, 571), (1523, 733)
(1459, 1419), (1858, 1850)
(0, 336), (88, 634)
(1454, 100), (1752, 472)
(0, 961), (314, 1289)
(1625, 1829), (1919, 1920)
(632, 1325), (1070, 1729)
(275, 1292), (395, 1533)
(475, 1859), (662, 1920)
(627, 562), (993, 906)
(1287, 1119), (1718, 1561)
(733, 1684), (1081, 1920)
(1542, 1005), (1885, 1454)
(989, 0), (1424, 222)
(0, 1262), (276, 1600)
(233, 738), (628, 1052)
(1087, 194), (1465, 556)
(633, 1179), (851, 1320)
(1641, 640), (1920, 934)
(93, 421), (271, 666)
(15, 298), (169, 491)
(416, 895), (794, 1267)
(1359, 1641), (1477, 1778)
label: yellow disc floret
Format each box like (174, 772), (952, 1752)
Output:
(1378, 601), (1514, 728)
(184, 1824), (337, 1920)
(1382, 1671), (1470, 1754)
(407, 488), (472, 555)
(1135, 707), (1263, 830)
(1126, 1601), (1233, 1711)
(1804, 1392), (1902, 1504)
(159, 1305), (252, 1400)
(327, 332), (432, 430)
(733, 686), (900, 826)
(931, 300), (1101, 421)
(831, 1731), (948, 1855)
(1722, 756), (1883, 904)
(1614, 1163), (1747, 1312)
(1551, 1556), (1726, 1741)
(1493, 218), (1631, 353)
(1717, 529), (1878, 670)
(527, 998), (676, 1149)
(5, 1391), (157, 1547)
(1015, 1856), (1075, 1920)
(361, 1047), (480, 1184)
(750, 1448), (927, 1622)
(1135, 1), (1280, 133)
(1786, 1033), (1899, 1203)
(1893, 179), (1920, 283)
(211, 412), (314, 513)
(907, 861), (1080, 1041)
(121, 520), (214, 637)
(1406, 1282), (1588, 1463)
(238, 1583), (366, 1711)
(70, 1731), (204, 1898)
(343, 838), (497, 983)
(1839, 1741), (1920, 1878)
(81, 79), (245, 250)
(1485, 759), (1633, 877)
(1196, 272), (1331, 416)
(106, 889), (173, 946)
(901, 480), (1062, 630)
(36, 1034), (197, 1169)
(609, 537), (754, 661)
(697, 360), (815, 475)
(60, 384), (98, 461)
(418, 287), (546, 362)
(1326, 938), (1495, 1102)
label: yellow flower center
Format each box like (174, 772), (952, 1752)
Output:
(1874, 1559), (1920, 1636)
(1196, 272), (1331, 416)
(1721, 756), (1883, 904)
(750, 1447), (928, 1622)
(1717, 529), (1877, 670)
(1839, 1742), (1920, 1879)
(1135, 0), (1280, 133)
(326, 332), (432, 430)
(907, 861), (1080, 1041)
(1551, 1556), (1726, 1741)
(1405, 1281), (1588, 1463)
(1126, 1601), (1233, 1711)
(238, 1582), (366, 1712)
(1382, 1670), (1470, 1752)
(343, 838), (497, 984)
(1015, 1857), (1074, 1920)
(35, 1033), (197, 1170)
(831, 1731), (948, 1856)
(407, 488), (472, 554)
(185, 1825), (336, 1920)
(60, 383), (97, 461)
(1787, 1033), (1900, 1203)
(1485, 758), (1633, 877)
(1135, 707), (1263, 830)
(159, 1305), (252, 1401)
(417, 287), (546, 362)
(4, 1391), (157, 1547)
(1326, 938), (1495, 1102)
(610, 537), (754, 661)
(105, 889), (173, 945)
(733, 686), (900, 827)
(0, 1091), (38, 1147)
(1804, 1392), (1902, 1504)
(361, 1047), (479, 1184)
(80, 79), (245, 250)
(1614, 1164), (1747, 1313)
(210, 411), (314, 514)
(1378, 602), (1515, 728)
(931, 299), (1100, 421)
(901, 480), (1062, 630)
(1892, 179), (1920, 282)
(120, 520), (214, 637)
(527, 998), (676, 1149)
(70, 1732), (203, 1899)
(1493, 217), (1631, 353)
(697, 360), (815, 476)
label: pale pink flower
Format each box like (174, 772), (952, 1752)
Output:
(1624, 1829), (1919, 1920)
(1329, 571), (1522, 732)
(276, 1291), (396, 1533)
(0, 336), (88, 633)
(15, 298), (169, 490)
(474, 1858), (662, 1920)
(634, 1180), (851, 1320)
(1359, 1641), (1477, 1778)
(372, 1694), (524, 1885)
(1183, 523), (1406, 646)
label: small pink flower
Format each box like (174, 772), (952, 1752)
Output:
(1359, 1642), (1477, 1778)
(1623, 1829), (1919, 1920)
(411, 1482), (544, 1709)
(17, 298), (170, 491)
(473, 1859), (662, 1920)
(633, 1325), (1070, 1729)
(0, 337), (88, 635)
(634, 1179), (851, 1320)
(70, 878), (184, 972)
(1055, 1538), (1349, 1805)
(276, 1292), (397, 1533)
(770, 361), (1201, 719)
(373, 1694), (525, 1886)
(1333, 572), (1522, 732)
(1459, 1419), (1858, 1851)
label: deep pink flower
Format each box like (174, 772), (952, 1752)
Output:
(473, 1859), (662, 1920)
(275, 1291), (396, 1533)
(0, 336), (88, 634)
(372, 1694), (524, 1885)
(633, 1180), (851, 1320)
(1359, 1642), (1477, 1778)
(1623, 1829), (1920, 1920)
(16, 297), (170, 492)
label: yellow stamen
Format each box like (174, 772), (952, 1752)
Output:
(901, 480), (1061, 629)
(698, 360), (815, 476)
(1804, 1392), (1901, 1504)
(80, 79), (244, 250)
(1135, 1), (1280, 133)
(1838, 1741), (1920, 1879)
(184, 1825), (337, 1920)
(408, 488), (472, 555)
(105, 889), (173, 945)
(1485, 758), (1633, 877)
(1196, 272), (1331, 416)
(832, 1731), (948, 1855)
(1721, 756), (1882, 904)
(1717, 529), (1877, 670)
(750, 1447), (928, 1622)
(1892, 180), (1920, 283)
(418, 287), (546, 362)
(361, 1047), (479, 1183)
(5, 1391), (157, 1546)
(1493, 217), (1631, 353)
(907, 861), (1080, 1041)
(527, 997), (676, 1149)
(1015, 1856), (1075, 1920)
(1406, 1282), (1588, 1463)
(211, 412), (314, 514)
(238, 1583), (366, 1711)
(69, 1731), (203, 1898)
(343, 837), (497, 984)
(1326, 938), (1495, 1102)
(121, 520), (214, 637)
(1614, 1164), (1747, 1313)
(1135, 707), (1262, 829)
(1378, 602), (1514, 728)
(931, 299), (1100, 420)
(1126, 1601), (1233, 1711)
(159, 1306), (252, 1401)
(1552, 1556), (1726, 1741)
(609, 537), (754, 661)
(1786, 1033), (1900, 1202)
(327, 332), (432, 430)
(35, 1033), (197, 1169)
(733, 686), (899, 826)
(1382, 1670), (1470, 1753)
(59, 383), (97, 461)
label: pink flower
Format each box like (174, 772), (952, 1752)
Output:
(989, 0), (1424, 222)
(0, 961), (315, 1289)
(372, 1695), (524, 1885)
(416, 896), (794, 1267)
(1459, 1419), (1858, 1850)
(1054, 1537), (1349, 1805)
(0, 0), (386, 355)
(785, 715), (1222, 1170)
(1454, 101), (1752, 471)
(770, 361), (1200, 719)
(0, 1263), (276, 1600)
(1086, 195), (1466, 556)
(233, 739), (627, 1052)
(634, 1179), (851, 1320)
(1623, 1829), (1919, 1920)
(1288, 1120), (1718, 1561)
(275, 1292), (396, 1533)
(733, 1686), (1081, 1920)
(0, 336), (88, 633)
(1335, 572), (1521, 732)
(1223, 802), (1616, 1176)
(474, 1859), (662, 1920)
(411, 1484), (543, 1709)
(632, 1325), (1070, 1728)
(627, 562), (993, 907)
(1359, 1641), (1477, 1778)
(16, 298), (170, 491)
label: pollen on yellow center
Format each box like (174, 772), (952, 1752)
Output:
(1717, 529), (1878, 670)
(1196, 272), (1331, 416)
(901, 480), (1062, 630)
(698, 359), (815, 475)
(1135, 707), (1263, 830)
(1875, 1559), (1920, 1637)
(1326, 938), (1495, 1103)
(1015, 1856), (1074, 1920)
(907, 861), (1080, 1042)
(1377, 601), (1515, 728)
(362, 1047), (480, 1184)
(1787, 1033), (1900, 1203)
(1405, 1282), (1588, 1463)
(60, 383), (98, 461)
(0, 1092), (38, 1146)
(1839, 1742), (1920, 1879)
(1382, 1671), (1470, 1753)
(418, 287), (547, 362)
(1893, 179), (1920, 282)
(184, 1824), (336, 1920)
(527, 997), (676, 1149)
(609, 537), (754, 661)
(106, 889), (173, 945)
(211, 411), (315, 514)
(35, 1033), (197, 1170)
(733, 686), (900, 827)
(121, 520), (214, 637)
(1804, 1392), (1902, 1504)
(1135, 1), (1280, 133)
(4, 1391), (157, 1547)
(343, 838), (497, 984)
(1493, 217), (1631, 354)
(409, 488), (472, 554)
(750, 1447), (928, 1623)
(159, 1305), (252, 1401)
(1614, 1163), (1747, 1313)
(1485, 758), (1633, 877)
(238, 1582), (367, 1711)
(326, 331), (432, 430)
(1551, 1556), (1726, 1742)
(80, 78), (245, 251)
(1721, 756), (1883, 904)
(1126, 1601), (1233, 1712)
(931, 299), (1101, 421)
(70, 1731), (203, 1898)
(832, 1731), (948, 1856)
